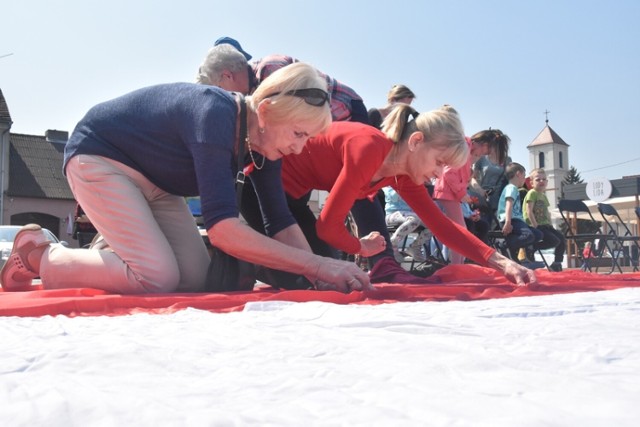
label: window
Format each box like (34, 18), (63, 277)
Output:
(559, 151), (564, 169)
(539, 152), (545, 168)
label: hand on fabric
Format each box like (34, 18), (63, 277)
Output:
(487, 252), (538, 287)
(312, 258), (374, 293)
(359, 231), (387, 257)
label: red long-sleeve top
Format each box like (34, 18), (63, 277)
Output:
(282, 122), (495, 266)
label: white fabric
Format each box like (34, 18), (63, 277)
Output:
(2, 288), (639, 426)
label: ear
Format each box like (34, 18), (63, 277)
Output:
(221, 70), (233, 80)
(407, 131), (424, 152)
(256, 98), (272, 130)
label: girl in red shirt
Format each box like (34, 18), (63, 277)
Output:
(282, 104), (537, 286)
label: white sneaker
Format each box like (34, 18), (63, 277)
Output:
(405, 244), (426, 263)
(393, 247), (406, 263)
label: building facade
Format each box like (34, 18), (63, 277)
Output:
(0, 89), (78, 245)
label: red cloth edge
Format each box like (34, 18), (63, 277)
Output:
(2, 266), (640, 318)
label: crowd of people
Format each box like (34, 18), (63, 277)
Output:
(1, 36), (557, 295)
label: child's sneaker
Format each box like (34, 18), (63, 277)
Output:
(405, 244), (426, 263)
(393, 247), (406, 263)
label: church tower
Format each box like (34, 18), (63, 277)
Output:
(526, 112), (569, 210)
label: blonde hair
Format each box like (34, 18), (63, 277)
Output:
(382, 103), (468, 169)
(440, 104), (459, 115)
(387, 84), (416, 104)
(196, 44), (248, 85)
(530, 168), (545, 178)
(249, 62), (332, 136)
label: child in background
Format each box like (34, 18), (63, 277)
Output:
(523, 168), (566, 272)
(497, 163), (544, 262)
(433, 112), (513, 264)
(516, 176), (533, 262)
(383, 187), (432, 263)
(462, 196), (490, 245)
(470, 130), (512, 224)
(436, 192), (491, 263)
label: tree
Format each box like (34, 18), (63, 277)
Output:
(564, 166), (583, 185)
(559, 167), (597, 249)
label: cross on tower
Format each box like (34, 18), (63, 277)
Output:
(544, 109), (550, 124)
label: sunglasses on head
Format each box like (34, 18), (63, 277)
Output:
(265, 88), (330, 107)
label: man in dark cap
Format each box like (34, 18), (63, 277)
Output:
(198, 36), (368, 123)
(214, 36), (252, 60)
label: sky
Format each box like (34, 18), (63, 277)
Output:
(1, 0), (639, 182)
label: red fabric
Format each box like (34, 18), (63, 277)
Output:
(282, 122), (494, 264)
(2, 266), (639, 318)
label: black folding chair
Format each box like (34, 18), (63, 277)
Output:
(486, 211), (512, 258)
(485, 213), (549, 269)
(597, 203), (640, 272)
(558, 199), (619, 273)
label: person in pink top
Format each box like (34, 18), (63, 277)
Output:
(433, 125), (510, 264)
(280, 104), (537, 287)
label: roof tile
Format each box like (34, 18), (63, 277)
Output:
(7, 133), (74, 200)
(527, 125), (569, 147)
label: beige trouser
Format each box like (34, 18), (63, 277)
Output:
(39, 155), (210, 293)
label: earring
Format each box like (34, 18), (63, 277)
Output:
(259, 127), (265, 134)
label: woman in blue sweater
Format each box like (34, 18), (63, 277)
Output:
(1, 63), (372, 294)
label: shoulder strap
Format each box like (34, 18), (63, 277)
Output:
(235, 94), (248, 208)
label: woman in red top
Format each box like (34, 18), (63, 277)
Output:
(282, 104), (537, 286)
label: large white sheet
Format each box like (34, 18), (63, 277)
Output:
(2, 288), (640, 426)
